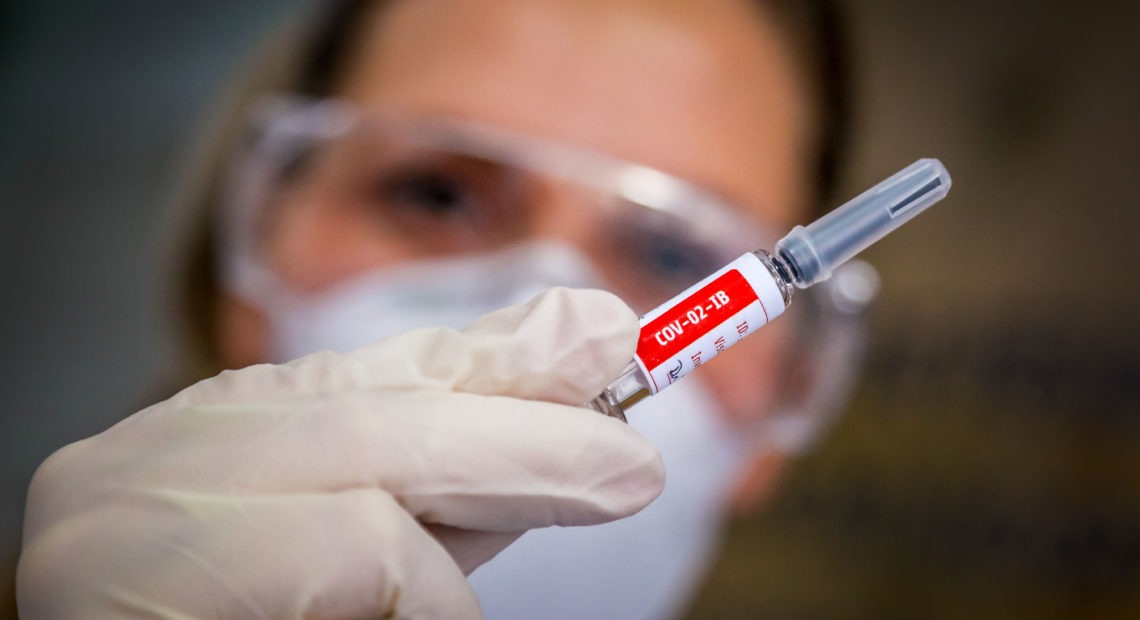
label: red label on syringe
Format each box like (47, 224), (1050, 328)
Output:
(633, 253), (786, 394)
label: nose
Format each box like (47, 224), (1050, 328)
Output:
(526, 180), (607, 255)
(512, 179), (643, 303)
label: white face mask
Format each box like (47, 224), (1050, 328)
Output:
(259, 241), (606, 363)
(469, 376), (746, 620)
(248, 241), (749, 619)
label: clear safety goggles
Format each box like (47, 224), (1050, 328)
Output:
(219, 96), (876, 452)
(219, 96), (783, 313)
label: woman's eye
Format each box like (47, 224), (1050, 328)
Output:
(378, 170), (476, 219)
(613, 218), (721, 286)
(638, 240), (717, 283)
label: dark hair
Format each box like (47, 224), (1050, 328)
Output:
(766, 0), (851, 207)
(173, 0), (852, 383)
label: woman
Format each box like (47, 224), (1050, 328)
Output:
(19, 0), (858, 617)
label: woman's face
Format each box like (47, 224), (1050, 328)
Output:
(224, 0), (817, 423)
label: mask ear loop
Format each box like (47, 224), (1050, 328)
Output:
(754, 259), (880, 455)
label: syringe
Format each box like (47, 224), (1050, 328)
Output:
(585, 158), (952, 421)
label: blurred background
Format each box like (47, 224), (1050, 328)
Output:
(1, 1), (1138, 618)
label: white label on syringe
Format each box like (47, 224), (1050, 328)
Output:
(633, 253), (786, 394)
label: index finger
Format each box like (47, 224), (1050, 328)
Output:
(167, 287), (637, 409)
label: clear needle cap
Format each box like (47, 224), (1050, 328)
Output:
(775, 158), (951, 288)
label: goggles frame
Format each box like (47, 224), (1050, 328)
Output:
(218, 95), (877, 454)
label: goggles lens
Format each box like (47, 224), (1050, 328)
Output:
(218, 96), (876, 452)
(223, 97), (775, 312)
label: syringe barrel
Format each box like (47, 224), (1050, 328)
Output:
(776, 158), (951, 288)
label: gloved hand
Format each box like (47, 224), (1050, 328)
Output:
(18, 287), (664, 619)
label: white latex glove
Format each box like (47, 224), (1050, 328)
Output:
(18, 287), (664, 619)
